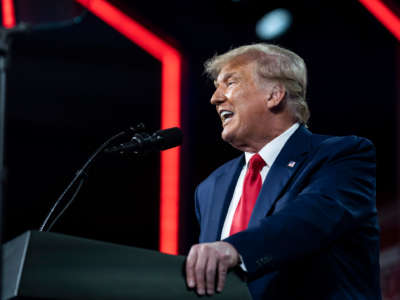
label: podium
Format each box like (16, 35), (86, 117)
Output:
(2, 231), (251, 299)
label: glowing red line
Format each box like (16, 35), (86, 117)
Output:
(160, 50), (181, 254)
(1, 0), (16, 28)
(359, 0), (400, 41)
(74, 0), (173, 60)
(75, 0), (181, 254)
(160, 147), (180, 254)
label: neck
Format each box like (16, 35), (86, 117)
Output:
(235, 120), (297, 153)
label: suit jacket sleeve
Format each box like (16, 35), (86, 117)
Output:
(223, 136), (377, 275)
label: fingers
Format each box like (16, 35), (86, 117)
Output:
(194, 247), (207, 295)
(205, 253), (217, 295)
(185, 242), (240, 296)
(217, 260), (228, 293)
(185, 246), (197, 289)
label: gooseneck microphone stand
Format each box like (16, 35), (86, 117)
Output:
(38, 123), (150, 232)
(39, 129), (128, 232)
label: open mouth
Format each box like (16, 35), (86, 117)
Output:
(220, 110), (234, 125)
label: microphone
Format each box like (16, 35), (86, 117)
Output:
(104, 127), (183, 154)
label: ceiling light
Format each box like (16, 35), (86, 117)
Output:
(256, 8), (292, 40)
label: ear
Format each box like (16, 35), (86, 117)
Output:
(266, 82), (286, 109)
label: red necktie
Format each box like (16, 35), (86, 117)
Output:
(230, 154), (266, 235)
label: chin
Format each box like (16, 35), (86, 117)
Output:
(221, 130), (239, 149)
(221, 129), (251, 152)
(221, 128), (233, 143)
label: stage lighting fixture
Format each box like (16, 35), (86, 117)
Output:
(256, 8), (292, 40)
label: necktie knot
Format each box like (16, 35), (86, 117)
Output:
(249, 154), (266, 173)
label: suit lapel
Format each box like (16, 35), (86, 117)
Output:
(249, 126), (313, 225)
(206, 156), (245, 242)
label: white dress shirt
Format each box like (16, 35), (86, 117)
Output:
(220, 123), (299, 240)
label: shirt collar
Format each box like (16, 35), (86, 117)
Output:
(244, 123), (299, 168)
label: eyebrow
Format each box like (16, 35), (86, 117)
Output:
(214, 72), (237, 88)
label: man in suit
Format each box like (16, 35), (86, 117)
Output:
(185, 43), (381, 299)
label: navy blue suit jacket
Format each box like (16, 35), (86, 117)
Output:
(195, 126), (381, 299)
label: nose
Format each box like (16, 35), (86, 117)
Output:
(210, 87), (226, 106)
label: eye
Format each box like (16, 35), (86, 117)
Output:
(227, 81), (235, 86)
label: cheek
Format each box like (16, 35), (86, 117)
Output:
(237, 102), (265, 128)
(224, 89), (233, 99)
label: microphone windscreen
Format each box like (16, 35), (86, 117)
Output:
(156, 127), (183, 150)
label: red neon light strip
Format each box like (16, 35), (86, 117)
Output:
(359, 0), (400, 41)
(75, 0), (181, 254)
(75, 0), (173, 61)
(160, 51), (181, 254)
(1, 0), (16, 28)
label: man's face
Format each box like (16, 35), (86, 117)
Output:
(210, 60), (273, 152)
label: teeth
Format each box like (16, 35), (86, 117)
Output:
(221, 111), (233, 120)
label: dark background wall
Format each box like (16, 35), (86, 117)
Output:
(1, 0), (399, 295)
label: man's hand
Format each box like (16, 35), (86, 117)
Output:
(185, 241), (240, 296)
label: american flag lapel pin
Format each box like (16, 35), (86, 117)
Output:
(288, 161), (296, 168)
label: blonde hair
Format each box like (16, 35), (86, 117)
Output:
(204, 43), (310, 124)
